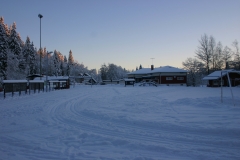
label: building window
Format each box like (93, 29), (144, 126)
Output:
(177, 77), (184, 80)
(166, 77), (173, 80)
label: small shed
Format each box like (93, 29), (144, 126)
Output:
(70, 73), (97, 84)
(34, 76), (70, 90)
(48, 80), (69, 90)
(102, 79), (120, 85)
(2, 80), (28, 98)
(124, 79), (135, 87)
(203, 70), (240, 87)
(28, 80), (45, 94)
(46, 76), (70, 90)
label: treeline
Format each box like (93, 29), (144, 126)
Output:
(182, 34), (239, 86)
(0, 16), (88, 80)
(0, 16), (132, 82)
(99, 63), (129, 80)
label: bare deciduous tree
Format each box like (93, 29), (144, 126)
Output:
(209, 36), (216, 70)
(232, 40), (240, 69)
(214, 41), (224, 70)
(182, 57), (205, 86)
(195, 34), (212, 74)
(222, 46), (232, 69)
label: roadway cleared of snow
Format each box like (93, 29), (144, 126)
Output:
(0, 85), (240, 160)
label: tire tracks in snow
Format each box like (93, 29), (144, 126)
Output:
(46, 88), (240, 158)
(2, 86), (238, 159)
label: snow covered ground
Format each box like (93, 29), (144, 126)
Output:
(0, 84), (240, 160)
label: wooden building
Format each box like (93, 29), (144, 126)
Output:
(70, 73), (97, 84)
(124, 79), (135, 87)
(127, 66), (188, 85)
(203, 70), (240, 87)
(34, 76), (70, 89)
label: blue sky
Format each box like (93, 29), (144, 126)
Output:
(1, 0), (240, 71)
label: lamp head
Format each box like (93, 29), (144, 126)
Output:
(38, 14), (43, 18)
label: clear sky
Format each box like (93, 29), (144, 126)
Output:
(1, 0), (240, 71)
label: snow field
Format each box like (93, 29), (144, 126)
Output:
(0, 85), (240, 160)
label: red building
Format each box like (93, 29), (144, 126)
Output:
(127, 66), (188, 85)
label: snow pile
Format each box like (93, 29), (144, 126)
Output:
(0, 85), (240, 160)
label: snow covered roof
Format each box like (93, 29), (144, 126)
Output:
(202, 69), (240, 80)
(35, 76), (69, 80)
(29, 80), (44, 83)
(26, 74), (43, 78)
(78, 73), (91, 77)
(128, 66), (188, 75)
(128, 68), (151, 75)
(3, 80), (28, 83)
(48, 80), (67, 83)
(124, 78), (135, 81)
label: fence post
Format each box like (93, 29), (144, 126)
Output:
(29, 83), (31, 95)
(4, 83), (5, 99)
(12, 83), (14, 97)
(25, 83), (27, 94)
(19, 83), (21, 96)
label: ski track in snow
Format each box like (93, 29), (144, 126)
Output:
(0, 85), (240, 160)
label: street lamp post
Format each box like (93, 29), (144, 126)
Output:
(46, 51), (53, 92)
(38, 14), (43, 79)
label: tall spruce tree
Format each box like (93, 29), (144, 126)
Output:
(53, 50), (61, 76)
(41, 47), (47, 75)
(68, 50), (74, 64)
(67, 50), (74, 76)
(63, 55), (68, 76)
(0, 17), (8, 79)
(8, 22), (22, 57)
(58, 52), (64, 76)
(22, 36), (36, 75)
(30, 42), (37, 74)
(4, 24), (10, 36)
(6, 47), (20, 79)
(33, 46), (39, 75)
(8, 22), (25, 78)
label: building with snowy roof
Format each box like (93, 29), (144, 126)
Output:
(202, 69), (240, 87)
(69, 73), (97, 84)
(127, 65), (188, 85)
